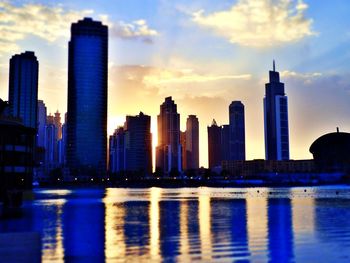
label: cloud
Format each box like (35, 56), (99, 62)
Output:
(192, 0), (316, 48)
(110, 19), (159, 43)
(143, 68), (251, 85)
(281, 70), (322, 84)
(0, 1), (93, 55)
(0, 1), (159, 56)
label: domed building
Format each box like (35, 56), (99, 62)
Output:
(309, 129), (350, 172)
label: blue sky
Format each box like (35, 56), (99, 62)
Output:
(0, 0), (349, 167)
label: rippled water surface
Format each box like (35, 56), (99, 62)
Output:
(1, 186), (350, 262)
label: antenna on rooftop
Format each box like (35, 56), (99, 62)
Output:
(273, 59), (276, 72)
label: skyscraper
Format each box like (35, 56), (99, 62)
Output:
(8, 51), (39, 129)
(37, 100), (47, 148)
(109, 127), (125, 173)
(221, 124), (230, 161)
(180, 131), (187, 170)
(156, 97), (182, 174)
(67, 18), (108, 175)
(185, 115), (199, 170)
(124, 112), (152, 174)
(229, 101), (245, 160)
(54, 111), (62, 140)
(45, 114), (58, 171)
(264, 61), (289, 160)
(208, 119), (222, 169)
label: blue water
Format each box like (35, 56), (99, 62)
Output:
(1, 186), (350, 262)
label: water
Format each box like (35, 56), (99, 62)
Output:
(1, 186), (350, 262)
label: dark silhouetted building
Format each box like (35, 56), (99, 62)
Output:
(208, 119), (222, 169)
(8, 51), (39, 129)
(109, 127), (125, 174)
(67, 18), (108, 176)
(180, 131), (187, 169)
(45, 114), (58, 171)
(58, 113), (67, 165)
(156, 97), (182, 174)
(124, 112), (152, 174)
(109, 113), (152, 175)
(37, 100), (47, 148)
(185, 115), (199, 170)
(0, 99), (35, 200)
(264, 60), (289, 160)
(221, 124), (230, 161)
(310, 129), (350, 172)
(229, 101), (245, 160)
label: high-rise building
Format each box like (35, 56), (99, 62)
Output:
(185, 115), (199, 170)
(180, 131), (187, 170)
(58, 113), (67, 165)
(45, 117), (57, 171)
(124, 112), (152, 174)
(208, 119), (222, 169)
(67, 18), (108, 175)
(221, 124), (230, 161)
(8, 51), (39, 129)
(109, 127), (125, 173)
(37, 100), (47, 148)
(264, 61), (289, 160)
(156, 97), (182, 174)
(229, 101), (245, 160)
(54, 111), (62, 140)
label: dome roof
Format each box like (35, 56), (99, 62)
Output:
(310, 131), (350, 154)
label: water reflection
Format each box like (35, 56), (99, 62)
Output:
(62, 190), (105, 262)
(1, 187), (350, 262)
(246, 190), (268, 262)
(149, 187), (161, 261)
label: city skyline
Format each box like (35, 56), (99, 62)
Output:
(0, 0), (350, 168)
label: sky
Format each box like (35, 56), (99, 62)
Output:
(0, 0), (350, 168)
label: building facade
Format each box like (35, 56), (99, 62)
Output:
(156, 97), (182, 174)
(124, 112), (152, 174)
(37, 100), (47, 148)
(67, 18), (108, 175)
(185, 115), (199, 170)
(229, 101), (245, 160)
(221, 124), (230, 161)
(207, 119), (222, 169)
(264, 61), (290, 160)
(109, 127), (125, 174)
(8, 51), (39, 129)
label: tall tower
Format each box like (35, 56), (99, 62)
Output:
(67, 18), (108, 175)
(264, 61), (289, 160)
(185, 115), (199, 170)
(207, 119), (222, 169)
(156, 97), (182, 174)
(229, 101), (245, 160)
(37, 100), (47, 148)
(54, 110), (62, 140)
(124, 112), (152, 174)
(8, 51), (39, 129)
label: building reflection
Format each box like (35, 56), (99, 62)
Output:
(103, 188), (126, 262)
(123, 200), (150, 256)
(268, 197), (294, 262)
(159, 194), (180, 258)
(41, 200), (65, 262)
(149, 187), (161, 262)
(314, 198), (350, 248)
(199, 189), (212, 261)
(246, 190), (268, 262)
(210, 196), (249, 260)
(179, 194), (189, 260)
(62, 190), (105, 262)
